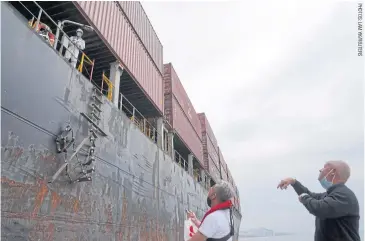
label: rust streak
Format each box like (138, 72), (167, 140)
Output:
(149, 219), (154, 241)
(140, 213), (147, 241)
(118, 191), (127, 241)
(14, 147), (24, 159)
(1, 177), (34, 189)
(127, 217), (131, 241)
(46, 223), (55, 241)
(105, 204), (113, 232)
(73, 199), (80, 213)
(51, 191), (61, 213)
(32, 179), (48, 218)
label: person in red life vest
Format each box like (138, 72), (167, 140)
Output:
(187, 181), (235, 241)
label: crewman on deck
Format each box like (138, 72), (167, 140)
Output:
(65, 28), (85, 68)
(277, 160), (361, 241)
(187, 181), (234, 241)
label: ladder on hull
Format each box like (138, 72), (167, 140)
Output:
(49, 87), (107, 184)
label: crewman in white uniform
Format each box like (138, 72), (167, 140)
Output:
(65, 28), (85, 68)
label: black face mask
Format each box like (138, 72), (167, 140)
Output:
(207, 196), (212, 207)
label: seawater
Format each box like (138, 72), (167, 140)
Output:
(239, 235), (309, 241)
(240, 233), (364, 241)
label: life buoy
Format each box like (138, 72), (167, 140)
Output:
(28, 19), (55, 46)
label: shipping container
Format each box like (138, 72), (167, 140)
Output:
(218, 147), (228, 175)
(165, 96), (204, 165)
(207, 136), (219, 167)
(199, 119), (219, 170)
(228, 170), (235, 188)
(219, 168), (228, 182)
(198, 113), (219, 153)
(231, 178), (236, 190)
(201, 133), (219, 172)
(227, 167), (232, 182)
(117, 1), (163, 73)
(207, 155), (221, 184)
(221, 166), (228, 181)
(75, 1), (164, 113)
(164, 63), (202, 140)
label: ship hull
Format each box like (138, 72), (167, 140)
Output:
(1, 3), (241, 241)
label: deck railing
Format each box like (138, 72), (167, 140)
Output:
(101, 72), (113, 102)
(15, 0), (206, 189)
(21, 1), (95, 81)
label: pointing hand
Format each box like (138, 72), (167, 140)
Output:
(277, 177), (295, 190)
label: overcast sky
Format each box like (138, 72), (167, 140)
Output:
(142, 1), (364, 234)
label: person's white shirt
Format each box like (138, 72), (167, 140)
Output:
(198, 209), (232, 241)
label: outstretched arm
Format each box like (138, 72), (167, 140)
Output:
(291, 179), (325, 200)
(300, 190), (352, 219)
(278, 178), (325, 200)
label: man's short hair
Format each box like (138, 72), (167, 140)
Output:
(214, 181), (234, 202)
(327, 160), (351, 183)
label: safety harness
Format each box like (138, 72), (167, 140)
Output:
(199, 200), (235, 241)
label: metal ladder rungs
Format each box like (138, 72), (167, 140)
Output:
(80, 167), (95, 175)
(91, 112), (101, 121)
(76, 176), (92, 182)
(48, 134), (91, 183)
(93, 87), (103, 96)
(92, 95), (103, 104)
(81, 112), (107, 137)
(91, 103), (102, 113)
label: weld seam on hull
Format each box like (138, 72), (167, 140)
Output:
(1, 106), (56, 138)
(1, 106), (206, 208)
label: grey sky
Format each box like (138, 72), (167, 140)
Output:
(142, 1), (364, 233)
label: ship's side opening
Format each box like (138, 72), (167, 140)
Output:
(9, 1), (162, 121)
(173, 136), (190, 172)
(173, 134), (205, 184)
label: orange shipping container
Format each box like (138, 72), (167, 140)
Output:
(164, 63), (202, 140)
(164, 63), (204, 165)
(198, 113), (220, 171)
(164, 96), (204, 166)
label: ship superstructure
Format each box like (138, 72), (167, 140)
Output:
(1, 1), (242, 240)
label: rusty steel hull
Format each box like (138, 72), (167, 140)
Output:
(1, 3), (241, 241)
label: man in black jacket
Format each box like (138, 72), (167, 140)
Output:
(277, 160), (361, 241)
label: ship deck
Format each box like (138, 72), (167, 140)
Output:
(9, 1), (161, 118)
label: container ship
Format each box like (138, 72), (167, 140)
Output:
(1, 1), (242, 240)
